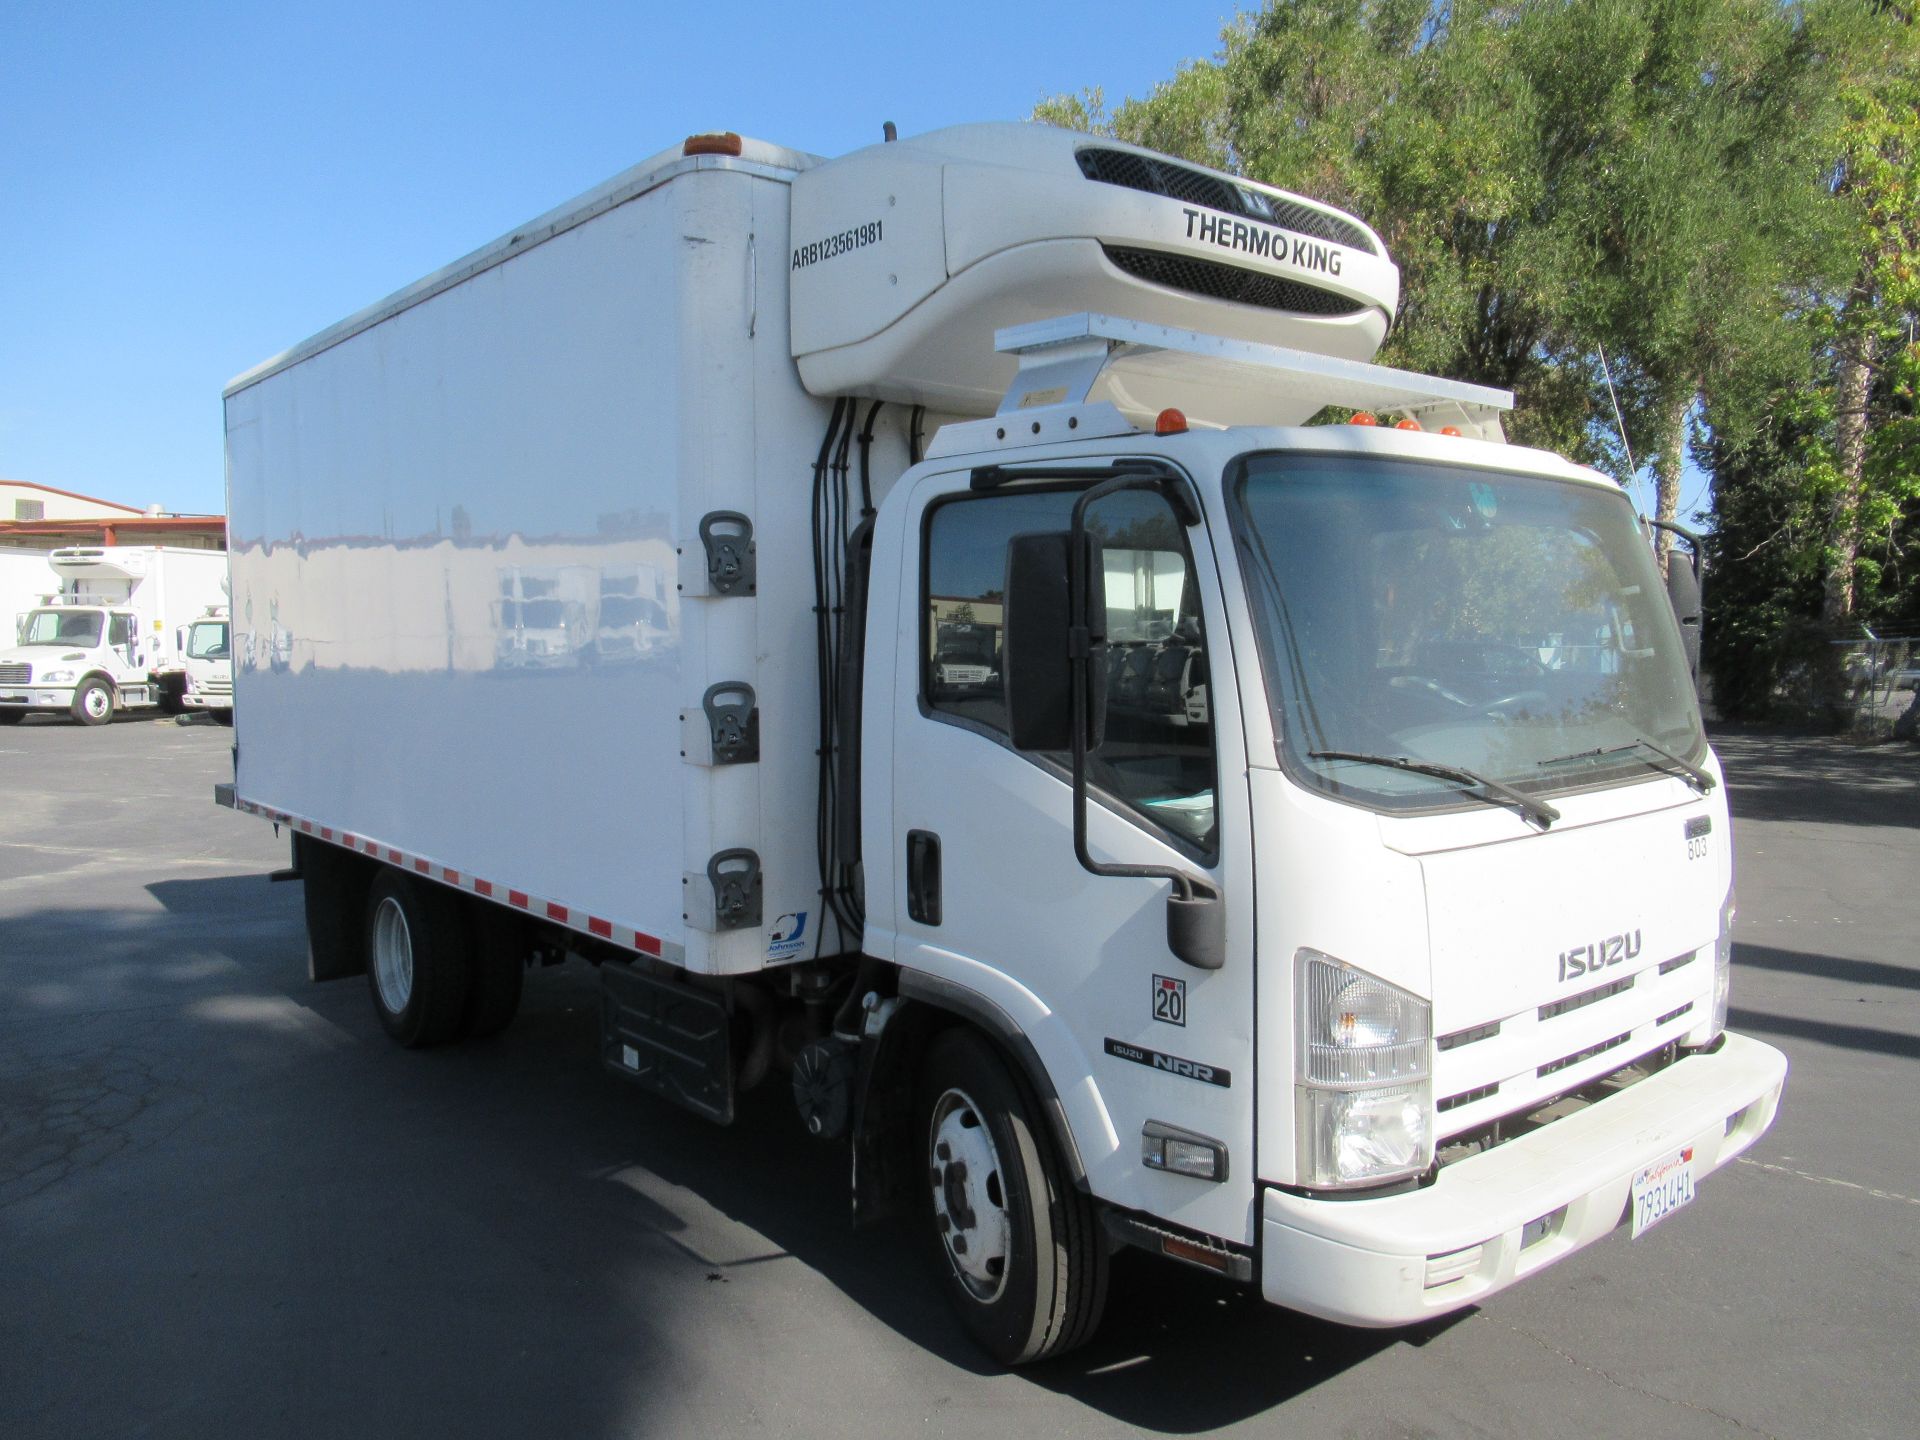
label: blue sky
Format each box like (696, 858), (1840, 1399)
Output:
(0, 2), (1237, 516)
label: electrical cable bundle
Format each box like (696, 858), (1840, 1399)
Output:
(810, 398), (881, 956)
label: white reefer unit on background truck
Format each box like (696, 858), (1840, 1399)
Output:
(0, 546), (228, 726)
(221, 122), (1786, 1364)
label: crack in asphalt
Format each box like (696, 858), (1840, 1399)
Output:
(1735, 1156), (1920, 1207)
(0, 1043), (203, 1210)
(1474, 1312), (1786, 1439)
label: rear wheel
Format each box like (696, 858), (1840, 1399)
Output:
(364, 872), (471, 1047)
(917, 1029), (1108, 1365)
(71, 678), (113, 726)
(461, 910), (526, 1039)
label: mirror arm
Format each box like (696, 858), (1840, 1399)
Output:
(1065, 476), (1224, 971)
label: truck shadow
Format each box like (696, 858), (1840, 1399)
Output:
(4, 875), (1435, 1434)
(1710, 727), (1919, 830)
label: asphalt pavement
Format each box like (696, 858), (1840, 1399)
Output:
(1, 712), (1914, 1439)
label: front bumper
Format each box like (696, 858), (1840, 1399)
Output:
(182, 692), (232, 710)
(0, 686), (76, 711)
(1260, 1031), (1787, 1326)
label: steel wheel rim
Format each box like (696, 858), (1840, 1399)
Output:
(372, 896), (414, 1015)
(928, 1085), (1013, 1303)
(83, 686), (110, 719)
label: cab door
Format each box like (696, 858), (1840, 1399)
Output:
(107, 611), (141, 678)
(877, 467), (1260, 1246)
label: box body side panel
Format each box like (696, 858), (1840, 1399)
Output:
(225, 172), (815, 959)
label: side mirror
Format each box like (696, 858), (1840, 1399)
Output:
(1002, 531), (1106, 752)
(1664, 547), (1703, 683)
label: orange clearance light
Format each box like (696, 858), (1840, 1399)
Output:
(1349, 412), (1380, 426)
(1440, 425), (1463, 437)
(684, 132), (744, 157)
(1156, 408), (1189, 436)
(1395, 418), (1422, 431)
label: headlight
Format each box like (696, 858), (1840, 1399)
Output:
(1686, 888), (1734, 1048)
(41, 670), (74, 683)
(1295, 950), (1433, 1188)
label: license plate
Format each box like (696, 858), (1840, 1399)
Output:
(1631, 1145), (1697, 1238)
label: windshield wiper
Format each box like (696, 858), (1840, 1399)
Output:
(1309, 751), (1560, 829)
(1537, 739), (1714, 794)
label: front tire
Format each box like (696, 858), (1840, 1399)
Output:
(917, 1029), (1108, 1365)
(0, 711), (22, 726)
(364, 872), (471, 1047)
(71, 678), (113, 726)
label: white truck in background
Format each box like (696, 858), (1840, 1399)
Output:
(181, 605), (233, 722)
(0, 546), (228, 726)
(1, 549), (57, 643)
(220, 122), (1785, 1364)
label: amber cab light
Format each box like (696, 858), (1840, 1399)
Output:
(1394, 418), (1422, 431)
(1155, 408), (1189, 436)
(1349, 412), (1380, 427)
(1440, 425), (1463, 437)
(684, 132), (744, 157)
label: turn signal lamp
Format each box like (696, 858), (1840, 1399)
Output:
(1155, 408), (1189, 436)
(1349, 412), (1380, 426)
(1394, 418), (1422, 432)
(684, 132), (743, 157)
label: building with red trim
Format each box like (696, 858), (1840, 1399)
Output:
(0, 480), (225, 550)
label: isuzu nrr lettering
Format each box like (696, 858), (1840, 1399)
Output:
(220, 122), (1786, 1364)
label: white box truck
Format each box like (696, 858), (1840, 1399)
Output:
(181, 605), (233, 721)
(0, 545), (228, 725)
(221, 123), (1786, 1364)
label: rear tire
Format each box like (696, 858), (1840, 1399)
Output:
(364, 872), (471, 1047)
(71, 678), (113, 726)
(917, 1029), (1108, 1365)
(462, 909), (526, 1039)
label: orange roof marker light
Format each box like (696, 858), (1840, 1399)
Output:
(1440, 425), (1463, 437)
(684, 132), (744, 157)
(1155, 408), (1189, 436)
(1349, 412), (1380, 427)
(1394, 418), (1422, 431)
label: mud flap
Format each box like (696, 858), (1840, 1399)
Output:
(297, 834), (375, 982)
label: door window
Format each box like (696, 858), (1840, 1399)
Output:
(108, 614), (136, 649)
(923, 485), (1219, 857)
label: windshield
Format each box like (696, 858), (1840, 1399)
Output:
(187, 620), (229, 660)
(20, 609), (103, 648)
(1231, 453), (1704, 812)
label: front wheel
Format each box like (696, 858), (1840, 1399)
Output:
(917, 1029), (1108, 1365)
(71, 678), (113, 726)
(0, 710), (22, 726)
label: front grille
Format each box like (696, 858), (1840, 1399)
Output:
(1538, 1030), (1632, 1078)
(1538, 974), (1634, 1022)
(1436, 1043), (1682, 1172)
(1438, 1019), (1502, 1052)
(1076, 147), (1379, 255)
(1438, 1082), (1500, 1113)
(0, 663), (30, 685)
(1102, 244), (1369, 317)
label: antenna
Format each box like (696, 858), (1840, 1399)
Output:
(1596, 342), (1636, 493)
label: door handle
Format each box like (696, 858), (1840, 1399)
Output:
(906, 829), (941, 926)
